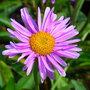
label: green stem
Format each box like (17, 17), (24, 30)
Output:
(66, 2), (72, 17)
(51, 63), (70, 90)
(71, 1), (77, 25)
(32, 0), (36, 9)
(33, 60), (39, 90)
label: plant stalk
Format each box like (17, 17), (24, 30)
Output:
(33, 60), (39, 90)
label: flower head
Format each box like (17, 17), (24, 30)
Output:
(2, 7), (81, 83)
(43, 0), (55, 4)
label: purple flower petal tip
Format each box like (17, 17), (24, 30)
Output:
(42, 0), (56, 4)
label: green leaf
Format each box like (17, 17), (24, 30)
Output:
(5, 77), (15, 90)
(81, 24), (90, 41)
(77, 41), (90, 62)
(51, 63), (70, 90)
(0, 17), (12, 28)
(71, 80), (86, 90)
(57, 77), (69, 89)
(0, 75), (5, 88)
(79, 62), (90, 66)
(16, 73), (34, 90)
(0, 46), (5, 62)
(0, 1), (21, 10)
(76, 22), (85, 31)
(77, 11), (87, 22)
(10, 62), (26, 77)
(0, 3), (22, 17)
(0, 31), (10, 37)
(0, 61), (13, 85)
(56, 12), (67, 20)
(75, 0), (84, 23)
(0, 31), (20, 43)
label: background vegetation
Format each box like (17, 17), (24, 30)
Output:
(0, 0), (90, 90)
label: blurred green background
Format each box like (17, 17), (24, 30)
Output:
(0, 0), (90, 90)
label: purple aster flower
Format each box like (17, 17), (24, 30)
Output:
(2, 7), (82, 83)
(43, 0), (55, 4)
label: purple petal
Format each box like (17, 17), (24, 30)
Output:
(46, 13), (57, 33)
(26, 59), (35, 75)
(42, 7), (50, 29)
(55, 30), (79, 43)
(7, 28), (29, 42)
(43, 0), (46, 3)
(71, 0), (76, 2)
(55, 50), (80, 59)
(9, 54), (17, 58)
(53, 25), (75, 38)
(38, 7), (42, 31)
(47, 54), (66, 76)
(46, 57), (55, 79)
(41, 56), (54, 72)
(11, 19), (32, 37)
(5, 45), (12, 49)
(53, 45), (77, 51)
(2, 48), (31, 55)
(9, 34), (16, 38)
(51, 53), (67, 67)
(14, 42), (30, 49)
(17, 52), (30, 62)
(54, 16), (64, 25)
(51, 17), (70, 35)
(38, 56), (46, 82)
(46, 69), (55, 79)
(23, 8), (37, 33)
(21, 8), (39, 32)
(24, 52), (35, 64)
(43, 7), (54, 32)
(68, 47), (82, 52)
(51, 0), (55, 4)
(55, 39), (80, 46)
(23, 57), (35, 71)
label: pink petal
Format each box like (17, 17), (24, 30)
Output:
(43, 0), (46, 3)
(55, 39), (80, 46)
(23, 8), (37, 33)
(38, 56), (46, 82)
(68, 47), (82, 51)
(43, 7), (54, 32)
(26, 59), (35, 75)
(2, 48), (31, 55)
(53, 45), (77, 51)
(7, 28), (29, 42)
(21, 8), (39, 32)
(41, 56), (54, 72)
(55, 30), (79, 43)
(11, 19), (32, 37)
(24, 52), (35, 64)
(51, 0), (55, 4)
(46, 69), (55, 79)
(42, 7), (50, 29)
(51, 17), (70, 35)
(47, 54), (66, 76)
(55, 50), (80, 59)
(51, 53), (67, 67)
(17, 52), (31, 62)
(38, 7), (42, 31)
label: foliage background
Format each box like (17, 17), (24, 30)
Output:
(0, 0), (90, 90)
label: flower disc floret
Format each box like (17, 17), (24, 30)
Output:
(30, 31), (55, 55)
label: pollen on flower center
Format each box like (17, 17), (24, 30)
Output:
(29, 31), (55, 55)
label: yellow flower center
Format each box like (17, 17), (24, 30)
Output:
(29, 31), (55, 55)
